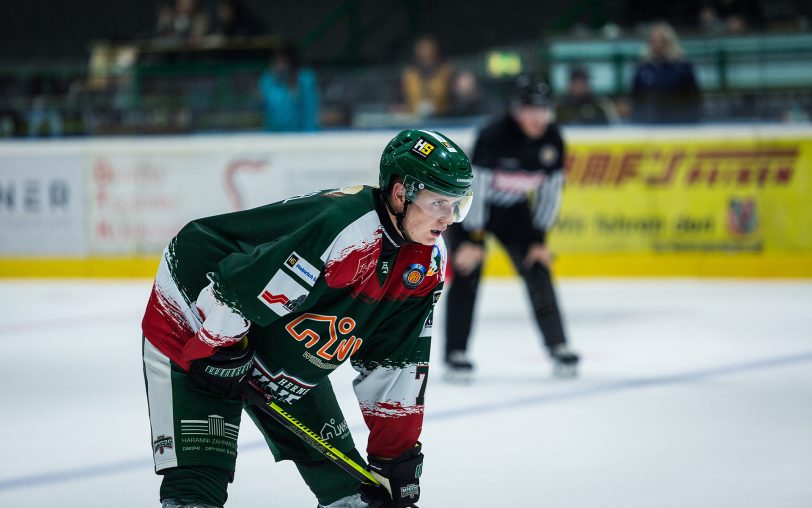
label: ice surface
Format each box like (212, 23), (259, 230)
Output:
(1, 278), (810, 507)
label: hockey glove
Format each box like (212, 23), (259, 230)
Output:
(360, 442), (423, 508)
(188, 337), (254, 399)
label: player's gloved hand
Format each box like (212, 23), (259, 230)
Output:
(188, 337), (254, 399)
(360, 442), (423, 508)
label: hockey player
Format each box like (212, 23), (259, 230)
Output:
(142, 129), (473, 508)
(443, 75), (579, 380)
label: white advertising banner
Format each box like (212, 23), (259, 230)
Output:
(0, 153), (85, 255)
(85, 133), (389, 254)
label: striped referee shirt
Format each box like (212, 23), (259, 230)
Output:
(462, 114), (565, 244)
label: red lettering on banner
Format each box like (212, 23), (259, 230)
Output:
(775, 167), (792, 184)
(223, 159), (268, 211)
(567, 147), (797, 188)
(563, 153), (576, 177)
(614, 152), (642, 186)
(646, 152), (684, 186)
(580, 153), (611, 185)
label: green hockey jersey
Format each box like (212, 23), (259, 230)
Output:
(142, 185), (445, 458)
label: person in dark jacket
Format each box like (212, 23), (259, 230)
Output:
(631, 22), (702, 124)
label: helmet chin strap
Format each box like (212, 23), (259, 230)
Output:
(383, 191), (414, 243)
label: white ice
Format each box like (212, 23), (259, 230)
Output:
(0, 278), (810, 507)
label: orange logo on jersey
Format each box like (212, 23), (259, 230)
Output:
(285, 313), (364, 362)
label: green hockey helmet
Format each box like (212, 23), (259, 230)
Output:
(379, 129), (474, 222)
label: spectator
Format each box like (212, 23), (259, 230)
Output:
(153, 2), (176, 39)
(258, 43), (319, 132)
(631, 22), (702, 124)
(449, 70), (487, 117)
(153, 0), (209, 44)
(401, 35), (454, 117)
(556, 66), (618, 125)
(27, 74), (64, 137)
(209, 0), (259, 39)
(699, 0), (764, 33)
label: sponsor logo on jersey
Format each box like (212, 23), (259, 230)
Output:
(260, 291), (305, 313)
(320, 418), (351, 441)
(258, 270), (310, 316)
(540, 144), (559, 166)
(421, 290), (443, 337)
(302, 350), (340, 370)
(411, 138), (436, 160)
(251, 359), (316, 404)
(420, 310), (434, 337)
(284, 251), (320, 287)
(381, 260), (389, 274)
(180, 415), (239, 441)
(403, 263), (426, 289)
(285, 313), (364, 364)
(153, 435), (174, 455)
(492, 171), (545, 194)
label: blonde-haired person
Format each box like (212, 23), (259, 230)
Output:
(631, 22), (701, 124)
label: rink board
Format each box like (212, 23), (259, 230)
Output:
(1, 126), (811, 278)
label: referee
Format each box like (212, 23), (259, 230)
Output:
(444, 75), (579, 380)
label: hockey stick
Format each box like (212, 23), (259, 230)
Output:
(244, 382), (381, 487)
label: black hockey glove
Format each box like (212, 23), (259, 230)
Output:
(188, 337), (254, 399)
(360, 442), (423, 508)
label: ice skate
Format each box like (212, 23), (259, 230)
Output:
(444, 350), (474, 383)
(549, 343), (579, 378)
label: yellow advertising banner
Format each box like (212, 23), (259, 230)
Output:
(484, 135), (812, 277)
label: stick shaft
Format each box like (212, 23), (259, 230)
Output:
(244, 388), (380, 486)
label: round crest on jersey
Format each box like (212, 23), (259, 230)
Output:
(402, 263), (427, 289)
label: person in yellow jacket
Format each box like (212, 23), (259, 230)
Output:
(401, 36), (454, 118)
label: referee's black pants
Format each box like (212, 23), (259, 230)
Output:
(443, 206), (568, 359)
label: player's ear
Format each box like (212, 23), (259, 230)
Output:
(390, 181), (406, 212)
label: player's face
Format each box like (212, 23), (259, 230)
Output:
(403, 190), (454, 245)
(514, 105), (551, 139)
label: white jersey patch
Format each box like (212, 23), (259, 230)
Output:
(284, 251), (320, 287)
(257, 270), (310, 317)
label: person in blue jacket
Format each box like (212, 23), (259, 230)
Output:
(258, 43), (319, 132)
